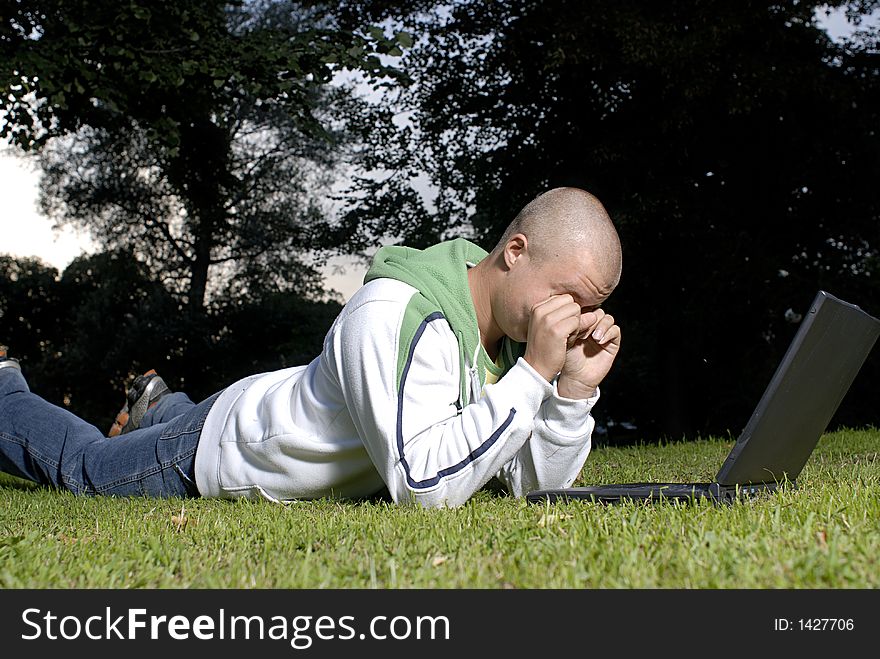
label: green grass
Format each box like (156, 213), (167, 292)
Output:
(1, 428), (878, 588)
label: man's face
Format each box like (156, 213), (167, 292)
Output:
(497, 243), (613, 344)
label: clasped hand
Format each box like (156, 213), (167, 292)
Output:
(522, 294), (621, 399)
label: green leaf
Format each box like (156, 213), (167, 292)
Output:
(395, 31), (413, 49)
(368, 25), (385, 41)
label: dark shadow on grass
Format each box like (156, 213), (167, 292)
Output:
(0, 473), (43, 492)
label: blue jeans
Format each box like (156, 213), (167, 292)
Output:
(0, 367), (220, 497)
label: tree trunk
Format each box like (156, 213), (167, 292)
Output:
(188, 237), (212, 314)
(172, 118), (233, 315)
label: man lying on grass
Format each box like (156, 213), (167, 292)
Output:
(0, 187), (622, 508)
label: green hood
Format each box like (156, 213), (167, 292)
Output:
(364, 238), (522, 404)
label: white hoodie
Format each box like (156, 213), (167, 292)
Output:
(194, 245), (598, 508)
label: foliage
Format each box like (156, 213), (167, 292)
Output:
(0, 255), (68, 404)
(336, 0), (880, 438)
(1, 0), (410, 311)
(2, 1), (878, 437)
(1, 1), (406, 151)
(0, 253), (341, 431)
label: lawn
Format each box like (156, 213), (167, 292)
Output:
(1, 427), (877, 589)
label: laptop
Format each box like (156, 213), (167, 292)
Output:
(526, 290), (880, 505)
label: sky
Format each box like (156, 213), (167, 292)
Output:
(0, 6), (871, 302)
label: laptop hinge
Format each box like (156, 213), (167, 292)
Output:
(709, 480), (797, 503)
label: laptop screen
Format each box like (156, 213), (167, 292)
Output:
(714, 291), (880, 486)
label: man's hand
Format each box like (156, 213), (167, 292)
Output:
(523, 295), (582, 382)
(557, 308), (621, 400)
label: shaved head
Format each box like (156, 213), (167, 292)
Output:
(494, 187), (622, 289)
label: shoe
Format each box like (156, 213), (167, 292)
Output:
(0, 345), (21, 372)
(108, 369), (171, 437)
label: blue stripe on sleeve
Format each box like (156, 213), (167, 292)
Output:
(396, 313), (517, 489)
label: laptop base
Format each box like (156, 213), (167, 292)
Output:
(525, 481), (790, 505)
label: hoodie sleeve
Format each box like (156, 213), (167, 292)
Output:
(493, 384), (598, 497)
(331, 298), (556, 508)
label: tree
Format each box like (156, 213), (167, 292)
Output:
(1, 0), (410, 313)
(336, 0), (880, 439)
(0, 255), (68, 405)
(0, 250), (342, 430)
(0, 251), (179, 425)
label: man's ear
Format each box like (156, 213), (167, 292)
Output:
(502, 233), (528, 270)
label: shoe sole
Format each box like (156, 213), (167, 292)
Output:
(0, 345), (20, 371)
(0, 345), (21, 372)
(107, 370), (170, 437)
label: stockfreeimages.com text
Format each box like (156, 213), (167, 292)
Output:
(21, 607), (451, 649)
